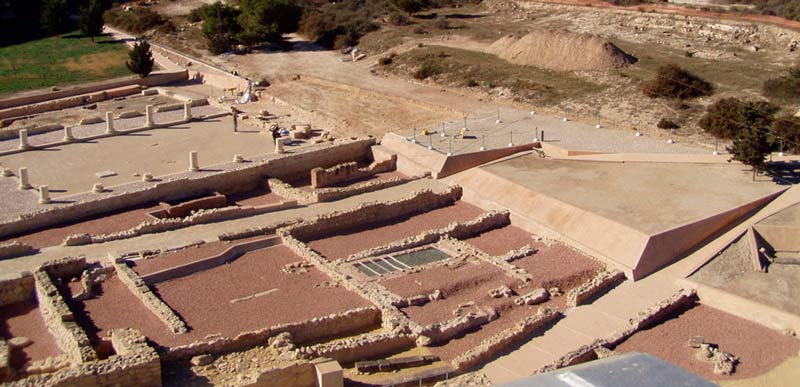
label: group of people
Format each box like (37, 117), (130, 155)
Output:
(230, 106), (282, 142)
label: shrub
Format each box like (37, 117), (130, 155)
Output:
(387, 12), (410, 26)
(772, 115), (800, 154)
(466, 79), (478, 87)
(642, 64), (714, 100)
(657, 118), (679, 130)
(105, 7), (172, 34)
(699, 97), (778, 139)
(378, 56), (393, 65)
(762, 67), (800, 102)
(392, 0), (423, 15)
(237, 0), (301, 46)
(432, 16), (450, 29)
(297, 0), (387, 48)
(413, 61), (441, 80)
(187, 6), (204, 23)
(126, 41), (154, 78)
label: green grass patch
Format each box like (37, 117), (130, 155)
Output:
(385, 46), (605, 106)
(0, 31), (132, 96)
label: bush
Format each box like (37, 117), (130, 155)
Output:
(105, 7), (172, 34)
(413, 61), (441, 80)
(237, 0), (301, 46)
(699, 97), (778, 139)
(762, 67), (800, 102)
(432, 16), (450, 29)
(126, 41), (154, 78)
(387, 12), (410, 26)
(772, 115), (800, 154)
(642, 64), (714, 100)
(392, 0), (424, 14)
(465, 79), (478, 87)
(297, 0), (387, 48)
(187, 6), (204, 23)
(378, 56), (393, 65)
(657, 118), (679, 130)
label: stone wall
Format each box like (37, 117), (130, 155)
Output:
(346, 210), (511, 262)
(247, 362), (316, 387)
(0, 138), (375, 239)
(34, 270), (96, 364)
(7, 328), (162, 387)
(416, 309), (498, 347)
(268, 179), (317, 204)
(0, 340), (8, 382)
(157, 192), (227, 219)
(0, 241), (35, 260)
(0, 272), (34, 307)
(304, 332), (415, 365)
(147, 42), (249, 92)
(440, 238), (532, 283)
(287, 186), (462, 242)
(109, 257), (188, 334)
(314, 176), (410, 203)
(39, 257), (89, 280)
(162, 307), (380, 361)
(311, 155), (397, 188)
(451, 307), (560, 371)
(0, 71), (188, 119)
(565, 270), (626, 308)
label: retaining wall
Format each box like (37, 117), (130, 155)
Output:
(311, 156), (397, 188)
(0, 241), (34, 260)
(304, 332), (415, 365)
(0, 272), (35, 307)
(565, 270), (626, 308)
(34, 270), (96, 364)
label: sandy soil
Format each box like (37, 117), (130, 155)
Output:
(463, 225), (537, 256)
(614, 304), (800, 381)
(0, 203), (161, 249)
(306, 201), (485, 261)
(154, 246), (371, 343)
(0, 300), (62, 368)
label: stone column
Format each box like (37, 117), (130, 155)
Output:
(63, 127), (74, 142)
(275, 138), (285, 154)
(145, 105), (155, 128)
(184, 102), (193, 122)
(142, 173), (154, 182)
(233, 154), (244, 163)
(18, 129), (30, 150)
(39, 185), (50, 204)
(105, 112), (115, 134)
(92, 183), (105, 193)
(18, 168), (31, 190)
(189, 151), (199, 172)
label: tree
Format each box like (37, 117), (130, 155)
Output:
(79, 0), (105, 41)
(699, 97), (778, 139)
(200, 2), (242, 54)
(728, 103), (775, 180)
(237, 0), (301, 46)
(642, 64), (714, 100)
(41, 0), (71, 34)
(126, 41), (155, 78)
(772, 115), (800, 154)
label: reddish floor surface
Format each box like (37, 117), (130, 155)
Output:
(154, 245), (371, 344)
(463, 226), (537, 256)
(614, 304), (800, 380)
(0, 203), (161, 249)
(130, 241), (234, 276)
(227, 187), (286, 207)
(307, 202), (485, 261)
(512, 242), (603, 290)
(64, 276), (177, 348)
(0, 300), (62, 368)
(381, 260), (564, 361)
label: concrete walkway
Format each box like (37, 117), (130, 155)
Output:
(0, 178), (447, 274)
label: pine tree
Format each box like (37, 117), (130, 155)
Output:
(41, 0), (71, 34)
(126, 41), (155, 78)
(728, 103), (774, 180)
(79, 0), (105, 41)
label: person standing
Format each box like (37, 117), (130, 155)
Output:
(232, 107), (238, 133)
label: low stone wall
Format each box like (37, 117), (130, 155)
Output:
(65, 200), (298, 246)
(0, 138), (375, 239)
(140, 236), (282, 285)
(565, 270), (626, 308)
(416, 309), (498, 347)
(109, 257), (188, 334)
(440, 238), (532, 283)
(0, 272), (35, 307)
(154, 192), (227, 219)
(39, 257), (89, 280)
(451, 307), (560, 371)
(311, 155), (397, 188)
(7, 328), (162, 387)
(162, 307), (380, 361)
(314, 176), (410, 203)
(287, 186), (462, 242)
(34, 270), (96, 364)
(346, 210), (511, 262)
(218, 218), (300, 242)
(155, 99), (209, 113)
(0, 123), (63, 141)
(303, 332), (415, 365)
(605, 288), (698, 346)
(0, 241), (34, 260)
(268, 179), (316, 204)
(0, 340), (8, 382)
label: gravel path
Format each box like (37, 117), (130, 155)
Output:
(0, 105), (225, 152)
(614, 304), (800, 380)
(306, 201), (484, 261)
(0, 300), (62, 368)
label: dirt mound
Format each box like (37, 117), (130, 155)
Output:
(487, 30), (638, 71)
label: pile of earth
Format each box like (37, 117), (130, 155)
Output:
(487, 29), (638, 71)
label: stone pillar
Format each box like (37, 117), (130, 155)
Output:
(233, 154), (244, 163)
(142, 173), (154, 182)
(18, 168), (31, 190)
(38, 185), (50, 204)
(184, 102), (192, 122)
(92, 183), (105, 193)
(145, 105), (155, 128)
(275, 138), (285, 154)
(315, 360), (343, 387)
(189, 151), (199, 172)
(18, 129), (30, 150)
(63, 126), (74, 142)
(105, 112), (115, 134)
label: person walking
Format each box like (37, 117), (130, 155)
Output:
(232, 106), (238, 133)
